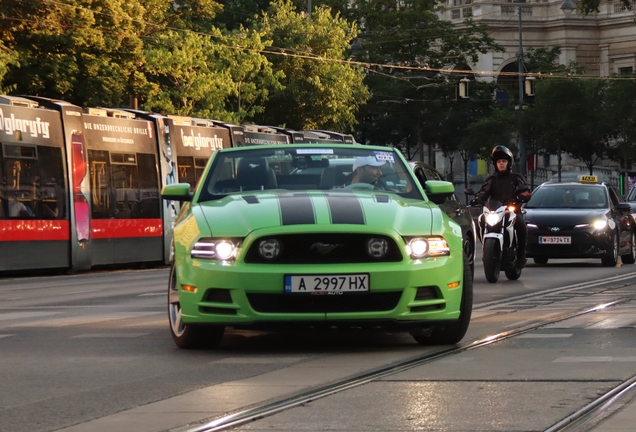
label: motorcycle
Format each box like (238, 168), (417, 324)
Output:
(473, 186), (530, 283)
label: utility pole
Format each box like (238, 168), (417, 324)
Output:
(517, 5), (527, 178)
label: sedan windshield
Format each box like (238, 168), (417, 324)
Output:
(525, 185), (608, 209)
(198, 146), (421, 201)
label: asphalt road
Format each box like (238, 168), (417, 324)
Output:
(1, 253), (636, 432)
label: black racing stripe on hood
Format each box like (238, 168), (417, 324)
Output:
(325, 192), (365, 225)
(278, 193), (316, 225)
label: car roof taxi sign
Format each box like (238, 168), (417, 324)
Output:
(580, 175), (598, 184)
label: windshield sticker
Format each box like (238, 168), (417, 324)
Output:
(374, 152), (395, 163)
(297, 148), (334, 155)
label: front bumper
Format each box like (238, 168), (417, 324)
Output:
(526, 227), (613, 259)
(173, 253), (465, 327)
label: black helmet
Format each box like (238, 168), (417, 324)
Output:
(491, 145), (513, 172)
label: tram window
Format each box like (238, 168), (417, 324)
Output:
(37, 146), (66, 219)
(0, 144), (65, 220)
(88, 150), (159, 219)
(195, 158), (208, 184)
(88, 150), (114, 219)
(137, 153), (160, 218)
(177, 156), (196, 188)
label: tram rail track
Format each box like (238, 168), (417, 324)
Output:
(188, 293), (636, 432)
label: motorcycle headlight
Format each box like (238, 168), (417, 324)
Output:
(191, 238), (240, 260)
(485, 212), (501, 226)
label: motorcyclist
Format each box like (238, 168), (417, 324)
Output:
(470, 145), (532, 267)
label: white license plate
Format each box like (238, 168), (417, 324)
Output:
(284, 274), (369, 294)
(539, 236), (571, 244)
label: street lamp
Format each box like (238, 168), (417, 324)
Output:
(517, 2), (527, 177)
(560, 0), (576, 14)
(517, 0), (575, 178)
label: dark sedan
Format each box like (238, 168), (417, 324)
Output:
(523, 177), (636, 266)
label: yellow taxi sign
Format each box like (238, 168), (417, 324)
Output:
(579, 175), (598, 184)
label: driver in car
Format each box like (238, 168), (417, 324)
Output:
(348, 156), (386, 189)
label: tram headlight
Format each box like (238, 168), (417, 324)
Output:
(191, 238), (240, 261)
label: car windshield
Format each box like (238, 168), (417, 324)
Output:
(525, 184), (607, 209)
(198, 145), (421, 201)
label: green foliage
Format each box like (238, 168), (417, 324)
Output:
(349, 0), (503, 158)
(253, 0), (368, 131)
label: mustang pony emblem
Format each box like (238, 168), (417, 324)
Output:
(311, 242), (342, 255)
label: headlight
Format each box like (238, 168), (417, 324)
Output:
(592, 219), (607, 230)
(526, 223), (538, 229)
(485, 212), (501, 226)
(191, 238), (240, 260)
(405, 236), (450, 259)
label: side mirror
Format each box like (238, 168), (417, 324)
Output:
(617, 202), (632, 213)
(161, 183), (193, 202)
(425, 180), (455, 205)
(464, 188), (475, 196)
(515, 184), (531, 194)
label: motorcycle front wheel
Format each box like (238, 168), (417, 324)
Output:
(483, 238), (501, 283)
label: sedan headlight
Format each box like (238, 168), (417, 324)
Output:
(191, 238), (240, 260)
(592, 219), (607, 230)
(405, 236), (450, 259)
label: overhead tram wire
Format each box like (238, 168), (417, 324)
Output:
(20, 0), (636, 84)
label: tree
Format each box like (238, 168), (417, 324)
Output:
(252, 0), (369, 131)
(350, 0), (502, 159)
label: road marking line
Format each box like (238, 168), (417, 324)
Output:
(0, 311), (60, 321)
(0, 334), (15, 339)
(209, 357), (307, 365)
(71, 333), (149, 338)
(554, 357), (636, 362)
(517, 333), (573, 338)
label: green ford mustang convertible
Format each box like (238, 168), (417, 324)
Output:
(161, 143), (473, 348)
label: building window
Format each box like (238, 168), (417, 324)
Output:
(451, 9), (461, 18)
(462, 7), (472, 16)
(619, 66), (633, 75)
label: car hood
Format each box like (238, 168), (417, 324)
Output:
(194, 191), (439, 237)
(523, 208), (609, 225)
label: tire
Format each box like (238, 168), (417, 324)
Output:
(601, 231), (619, 267)
(483, 238), (501, 283)
(505, 263), (522, 280)
(168, 265), (225, 349)
(621, 231), (636, 264)
(533, 257), (548, 264)
(464, 238), (475, 279)
(412, 250), (473, 345)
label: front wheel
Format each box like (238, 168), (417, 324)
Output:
(601, 231), (619, 267)
(483, 238), (501, 283)
(168, 265), (225, 349)
(412, 249), (473, 345)
(621, 231), (636, 264)
(505, 263), (522, 280)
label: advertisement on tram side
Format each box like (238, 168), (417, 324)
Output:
(169, 122), (231, 188)
(82, 111), (164, 265)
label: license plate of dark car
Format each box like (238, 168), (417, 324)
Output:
(284, 274), (370, 294)
(539, 236), (572, 244)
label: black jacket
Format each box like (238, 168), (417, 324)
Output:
(475, 171), (529, 204)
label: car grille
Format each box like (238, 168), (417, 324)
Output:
(244, 233), (403, 264)
(246, 292), (402, 313)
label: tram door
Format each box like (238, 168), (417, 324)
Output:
(0, 98), (70, 271)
